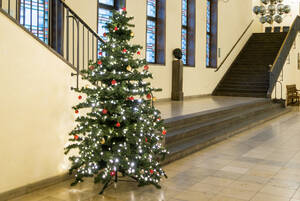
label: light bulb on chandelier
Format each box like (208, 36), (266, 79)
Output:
(253, 0), (291, 24)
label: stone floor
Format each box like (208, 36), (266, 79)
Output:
(10, 110), (300, 201)
(155, 96), (263, 119)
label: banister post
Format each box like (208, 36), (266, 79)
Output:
(267, 64), (273, 99)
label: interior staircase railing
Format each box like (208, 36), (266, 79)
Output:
(0, 0), (105, 89)
(267, 15), (300, 98)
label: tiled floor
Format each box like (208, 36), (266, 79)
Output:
(9, 110), (300, 201)
(155, 96), (264, 119)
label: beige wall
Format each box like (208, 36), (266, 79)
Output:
(0, 0), (257, 193)
(0, 12), (76, 193)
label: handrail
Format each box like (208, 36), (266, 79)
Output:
(0, 0), (105, 89)
(215, 20), (254, 72)
(60, 0), (105, 44)
(267, 15), (300, 97)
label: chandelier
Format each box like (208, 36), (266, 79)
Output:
(253, 0), (291, 24)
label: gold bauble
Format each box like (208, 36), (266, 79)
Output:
(85, 84), (90, 89)
(126, 65), (132, 71)
(100, 138), (105, 144)
(153, 97), (157, 102)
(130, 32), (134, 37)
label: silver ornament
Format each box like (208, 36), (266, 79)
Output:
(268, 4), (276, 12)
(277, 4), (285, 14)
(260, 0), (270, 5)
(266, 15), (274, 24)
(283, 5), (291, 14)
(259, 6), (266, 15)
(260, 16), (267, 24)
(274, 15), (283, 23)
(253, 6), (260, 15)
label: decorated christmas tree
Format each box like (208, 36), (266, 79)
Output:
(65, 8), (168, 194)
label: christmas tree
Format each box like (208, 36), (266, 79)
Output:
(65, 8), (168, 194)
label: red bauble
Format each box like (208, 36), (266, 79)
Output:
(137, 51), (141, 55)
(122, 7), (126, 12)
(157, 118), (161, 121)
(145, 138), (148, 142)
(116, 122), (121, 127)
(144, 65), (149, 70)
(111, 80), (117, 85)
(146, 94), (152, 99)
(75, 110), (79, 114)
(78, 96), (82, 100)
(97, 60), (102, 65)
(150, 169), (154, 174)
(122, 49), (127, 53)
(129, 96), (134, 101)
(162, 130), (167, 135)
(89, 65), (95, 70)
(103, 33), (107, 37)
(110, 171), (116, 176)
(74, 135), (79, 140)
(98, 52), (102, 56)
(114, 27), (118, 31)
(102, 109), (108, 115)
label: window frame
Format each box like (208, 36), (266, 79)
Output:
(206, 0), (218, 68)
(97, 0), (126, 37)
(181, 0), (195, 67)
(146, 0), (166, 65)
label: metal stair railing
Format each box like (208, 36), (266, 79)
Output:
(0, 0), (105, 89)
(267, 15), (300, 98)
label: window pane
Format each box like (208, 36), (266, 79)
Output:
(182, 0), (187, 27)
(207, 0), (211, 33)
(98, 8), (113, 41)
(182, 28), (187, 65)
(146, 20), (156, 63)
(147, 0), (156, 18)
(99, 0), (114, 6)
(20, 0), (49, 43)
(206, 35), (210, 66)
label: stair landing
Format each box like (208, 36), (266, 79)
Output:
(156, 96), (265, 120)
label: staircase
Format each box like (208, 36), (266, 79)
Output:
(214, 33), (287, 98)
(162, 99), (291, 164)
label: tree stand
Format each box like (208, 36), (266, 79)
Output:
(99, 172), (137, 194)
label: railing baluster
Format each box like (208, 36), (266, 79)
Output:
(23, 0), (25, 25)
(72, 17), (74, 66)
(66, 8), (69, 61)
(37, 0), (39, 39)
(92, 35), (94, 61)
(16, 0), (18, 19)
(0, 0), (2, 9)
(43, 0), (45, 42)
(55, 0), (58, 50)
(82, 26), (85, 70)
(30, 0), (32, 31)
(8, 0), (11, 15)
(87, 31), (89, 62)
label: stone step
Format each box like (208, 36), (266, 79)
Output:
(162, 103), (291, 164)
(165, 99), (269, 132)
(165, 101), (277, 145)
